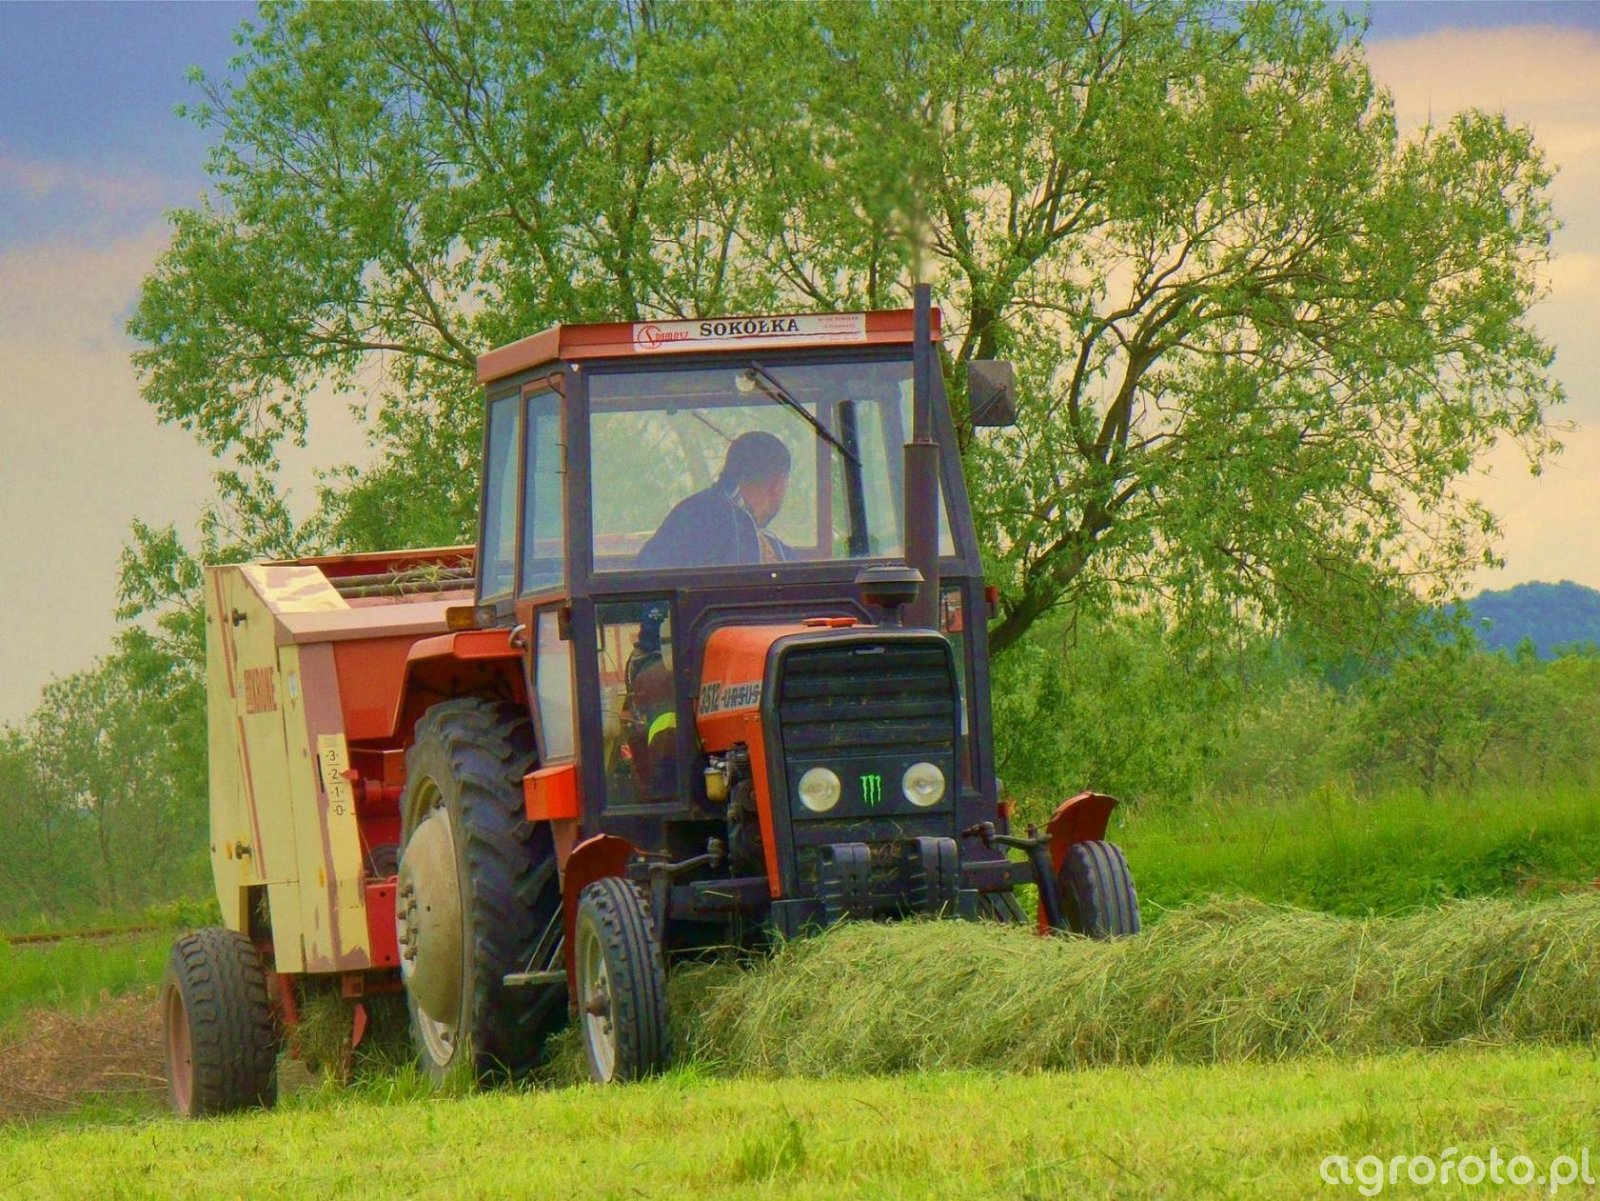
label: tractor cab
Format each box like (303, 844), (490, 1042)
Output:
(473, 303), (1023, 926)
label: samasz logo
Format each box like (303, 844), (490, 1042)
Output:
(859, 773), (883, 807)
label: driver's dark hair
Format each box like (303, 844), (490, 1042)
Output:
(719, 431), (791, 487)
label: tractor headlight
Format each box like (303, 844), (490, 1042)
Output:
(797, 767), (842, 813)
(902, 762), (946, 807)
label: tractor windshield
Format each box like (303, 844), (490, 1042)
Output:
(588, 357), (951, 573)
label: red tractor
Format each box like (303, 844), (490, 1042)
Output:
(160, 290), (1138, 1114)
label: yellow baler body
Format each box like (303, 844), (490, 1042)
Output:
(203, 558), (463, 975)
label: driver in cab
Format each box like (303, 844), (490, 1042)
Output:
(623, 431), (792, 797)
(635, 431), (795, 569)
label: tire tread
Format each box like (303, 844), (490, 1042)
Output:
(162, 927), (278, 1116)
(1059, 840), (1141, 939)
(577, 877), (670, 1082)
(402, 697), (565, 1082)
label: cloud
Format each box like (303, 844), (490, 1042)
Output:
(0, 226), (366, 726)
(1363, 26), (1600, 592)
(1365, 28), (1600, 120)
(0, 150), (170, 214)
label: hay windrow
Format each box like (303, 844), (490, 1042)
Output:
(660, 895), (1600, 1078)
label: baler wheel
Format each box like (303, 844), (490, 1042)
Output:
(1058, 840), (1141, 939)
(574, 877), (670, 1083)
(160, 927), (279, 1117)
(397, 698), (565, 1085)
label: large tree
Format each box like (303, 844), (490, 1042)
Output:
(132, 0), (1561, 653)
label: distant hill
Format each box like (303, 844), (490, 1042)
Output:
(1467, 580), (1600, 657)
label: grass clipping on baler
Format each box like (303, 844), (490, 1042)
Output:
(664, 896), (1600, 1077)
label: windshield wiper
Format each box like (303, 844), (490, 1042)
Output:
(743, 361), (860, 466)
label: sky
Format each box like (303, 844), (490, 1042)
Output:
(1, 1), (1598, 725)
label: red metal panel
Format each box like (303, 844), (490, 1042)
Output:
(363, 881), (399, 969)
(332, 637), (420, 741)
(694, 623), (813, 752)
(743, 711), (783, 900)
(560, 835), (635, 994)
(476, 327), (562, 384)
(524, 763), (580, 822)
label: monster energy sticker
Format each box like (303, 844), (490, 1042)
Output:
(860, 772), (883, 806)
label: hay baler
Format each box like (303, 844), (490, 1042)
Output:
(160, 290), (1139, 1116)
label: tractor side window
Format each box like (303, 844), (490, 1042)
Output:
(821, 388), (956, 560)
(521, 390), (564, 594)
(534, 608), (575, 762)
(479, 394), (521, 601)
(596, 599), (678, 807)
(856, 391), (956, 558)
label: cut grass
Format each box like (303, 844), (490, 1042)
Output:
(2, 1045), (1597, 1199)
(1115, 782), (1600, 916)
(676, 894), (1600, 1077)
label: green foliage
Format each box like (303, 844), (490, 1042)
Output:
(0, 640), (208, 925)
(2, 2), (1576, 933)
(992, 610), (1254, 810)
(1208, 677), (1351, 801)
(129, 0), (1561, 656)
(995, 604), (1600, 818)
(1343, 634), (1600, 796)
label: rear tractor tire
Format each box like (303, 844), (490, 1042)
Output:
(397, 698), (567, 1085)
(1059, 840), (1141, 939)
(575, 876), (671, 1083)
(160, 927), (279, 1117)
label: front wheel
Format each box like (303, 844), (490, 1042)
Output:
(575, 877), (670, 1083)
(1059, 840), (1141, 939)
(161, 927), (279, 1117)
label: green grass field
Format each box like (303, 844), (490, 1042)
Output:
(0, 931), (171, 1037)
(1117, 783), (1600, 916)
(3, 785), (1599, 1196)
(3, 1047), (1597, 1199)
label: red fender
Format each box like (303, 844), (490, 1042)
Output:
(1037, 791), (1119, 935)
(384, 627), (527, 742)
(1045, 791), (1118, 871)
(560, 834), (636, 994)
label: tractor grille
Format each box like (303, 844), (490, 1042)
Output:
(775, 640), (957, 760)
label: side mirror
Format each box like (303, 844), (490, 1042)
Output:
(967, 360), (1017, 427)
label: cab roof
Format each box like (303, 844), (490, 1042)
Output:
(477, 307), (942, 385)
